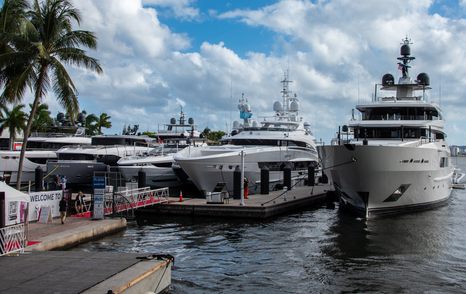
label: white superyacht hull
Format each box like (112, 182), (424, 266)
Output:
(0, 150), (56, 183)
(118, 165), (179, 188)
(175, 145), (317, 195)
(320, 142), (453, 217)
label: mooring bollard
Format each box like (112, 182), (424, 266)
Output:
(261, 167), (269, 195)
(233, 166), (241, 199)
(308, 166), (315, 186)
(35, 166), (43, 192)
(138, 170), (146, 188)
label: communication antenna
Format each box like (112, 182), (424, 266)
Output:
(439, 75), (442, 106)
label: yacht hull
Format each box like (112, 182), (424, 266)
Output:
(320, 144), (453, 218)
(175, 146), (317, 195)
(46, 160), (108, 185)
(0, 151), (56, 183)
(118, 165), (179, 188)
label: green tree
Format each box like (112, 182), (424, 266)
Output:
(95, 112), (111, 135)
(30, 102), (52, 133)
(207, 130), (226, 142)
(84, 113), (98, 135)
(0, 0), (103, 188)
(0, 104), (27, 150)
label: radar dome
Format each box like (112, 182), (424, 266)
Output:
(245, 103), (251, 112)
(290, 101), (299, 112)
(188, 117), (194, 125)
(170, 117), (176, 124)
(233, 121), (240, 129)
(382, 73), (395, 86)
(417, 73), (430, 86)
(77, 112), (85, 124)
(400, 44), (410, 56)
(252, 120), (258, 128)
(57, 112), (65, 122)
(273, 101), (283, 112)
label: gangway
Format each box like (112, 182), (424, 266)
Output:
(104, 187), (169, 218)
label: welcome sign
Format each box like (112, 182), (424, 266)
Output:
(28, 190), (63, 221)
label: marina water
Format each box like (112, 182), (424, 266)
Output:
(74, 157), (466, 293)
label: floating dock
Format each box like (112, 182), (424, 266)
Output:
(0, 251), (172, 294)
(137, 184), (333, 219)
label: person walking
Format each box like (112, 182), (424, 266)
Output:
(59, 196), (68, 224)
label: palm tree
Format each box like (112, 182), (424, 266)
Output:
(0, 104), (27, 150)
(0, 0), (103, 188)
(95, 112), (111, 135)
(84, 113), (98, 135)
(30, 102), (52, 133)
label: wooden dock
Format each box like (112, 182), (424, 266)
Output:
(0, 251), (172, 294)
(136, 184), (333, 219)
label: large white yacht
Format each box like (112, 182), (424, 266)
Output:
(47, 135), (155, 185)
(174, 74), (319, 195)
(117, 111), (206, 188)
(0, 132), (91, 184)
(320, 38), (453, 218)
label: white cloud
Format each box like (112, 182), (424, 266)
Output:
(27, 0), (466, 145)
(142, 0), (199, 20)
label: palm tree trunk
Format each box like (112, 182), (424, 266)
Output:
(16, 66), (47, 189)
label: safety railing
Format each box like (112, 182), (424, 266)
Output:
(105, 187), (169, 218)
(0, 223), (26, 256)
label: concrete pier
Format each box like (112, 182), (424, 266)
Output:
(0, 251), (172, 294)
(26, 217), (127, 251)
(137, 183), (333, 219)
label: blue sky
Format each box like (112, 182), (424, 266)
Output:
(3, 0), (466, 145)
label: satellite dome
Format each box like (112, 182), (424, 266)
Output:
(273, 101), (283, 112)
(233, 121), (240, 129)
(382, 73), (395, 86)
(290, 101), (299, 112)
(170, 117), (176, 124)
(252, 120), (258, 128)
(188, 117), (194, 125)
(245, 103), (251, 112)
(400, 44), (410, 56)
(417, 73), (430, 86)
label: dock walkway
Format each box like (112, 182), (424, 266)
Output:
(137, 183), (333, 219)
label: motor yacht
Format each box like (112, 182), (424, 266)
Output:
(47, 135), (155, 185)
(319, 38), (453, 218)
(118, 112), (206, 188)
(174, 74), (319, 195)
(0, 132), (91, 184)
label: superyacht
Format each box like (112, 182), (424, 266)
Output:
(320, 38), (453, 218)
(174, 74), (319, 195)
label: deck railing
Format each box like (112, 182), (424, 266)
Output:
(0, 223), (26, 256)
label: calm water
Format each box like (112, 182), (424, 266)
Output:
(74, 157), (466, 293)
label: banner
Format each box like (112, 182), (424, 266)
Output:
(28, 190), (63, 221)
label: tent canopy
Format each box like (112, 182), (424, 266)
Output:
(0, 181), (30, 202)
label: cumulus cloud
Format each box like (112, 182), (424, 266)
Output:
(26, 0), (466, 145)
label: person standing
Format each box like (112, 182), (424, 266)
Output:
(75, 191), (85, 214)
(59, 196), (68, 224)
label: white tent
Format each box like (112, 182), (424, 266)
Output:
(0, 181), (29, 203)
(0, 181), (29, 227)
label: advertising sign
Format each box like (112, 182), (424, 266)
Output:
(28, 190), (62, 221)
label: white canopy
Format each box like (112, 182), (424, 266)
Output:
(0, 181), (30, 202)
